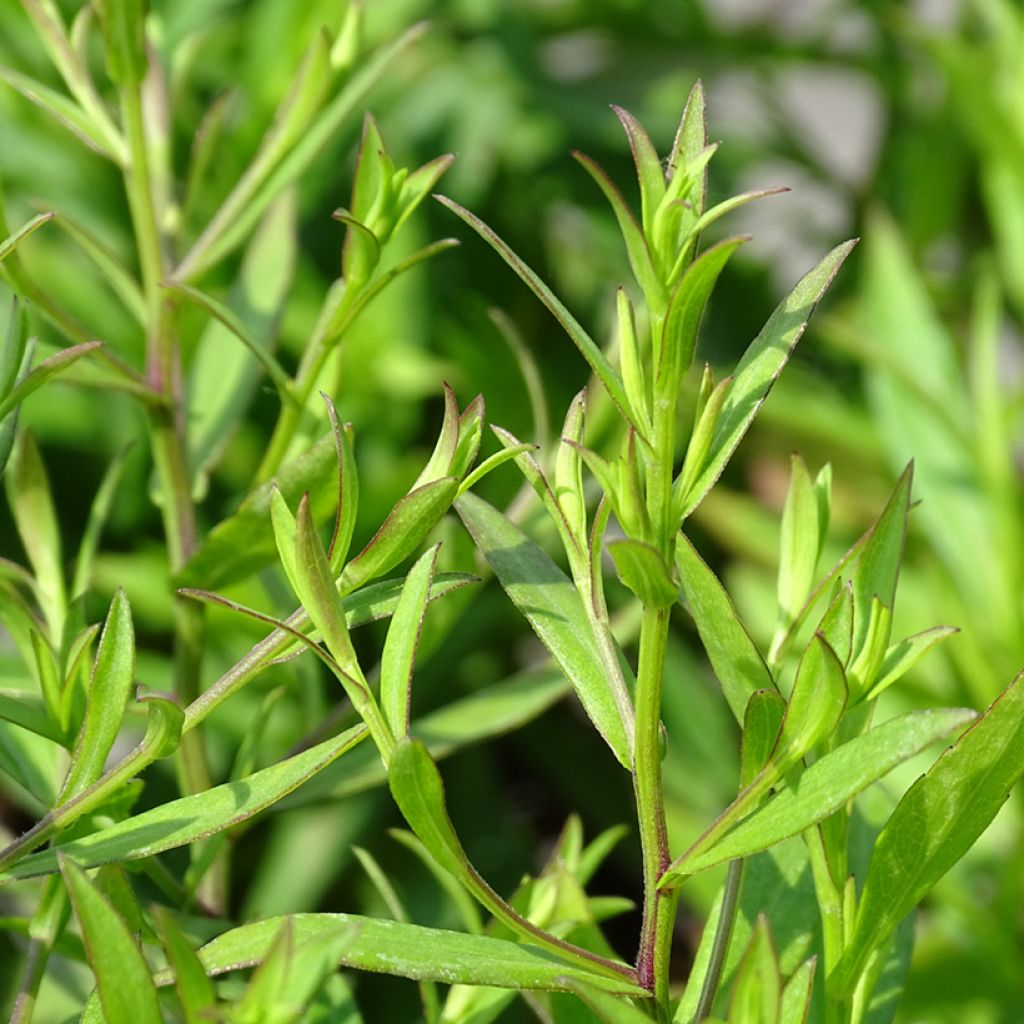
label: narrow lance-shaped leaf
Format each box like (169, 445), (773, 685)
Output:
(607, 538), (677, 609)
(387, 737), (638, 986)
(675, 533), (775, 724)
(323, 394), (359, 572)
(660, 707), (974, 884)
(381, 546), (439, 737)
(831, 669), (1024, 996)
(612, 104), (666, 239)
(152, 906), (216, 1024)
(0, 67), (121, 160)
(71, 444), (132, 599)
(413, 383), (460, 488)
(58, 589), (134, 803)
(177, 24), (429, 280)
(436, 195), (645, 438)
(60, 856), (162, 1024)
(177, 431), (341, 589)
(572, 149), (663, 310)
(0, 341), (102, 424)
(777, 454), (822, 632)
(656, 237), (746, 394)
(456, 492), (634, 769)
(340, 477), (458, 595)
(0, 211), (54, 263)
(728, 917), (781, 1024)
(0, 724), (366, 881)
(167, 279), (295, 401)
(6, 430), (66, 636)
(779, 958), (815, 1024)
(680, 241), (857, 518)
(851, 464), (912, 658)
(773, 634), (847, 767)
(740, 690), (786, 789)
(171, 913), (648, 995)
(865, 625), (958, 702)
(0, 692), (183, 871)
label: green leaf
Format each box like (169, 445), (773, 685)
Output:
(387, 738), (638, 987)
(437, 195), (644, 438)
(152, 906), (216, 1024)
(177, 433), (340, 589)
(612, 105), (666, 239)
(71, 444), (132, 599)
(777, 454), (824, 632)
(832, 670), (1024, 995)
(681, 241), (857, 517)
(779, 959), (815, 1024)
(0, 689), (64, 744)
(45, 209), (143, 320)
(0, 211), (54, 263)
(58, 590), (135, 803)
(381, 546), (438, 737)
(1, 724), (366, 882)
(60, 856), (162, 1024)
(176, 913), (646, 995)
(97, 0), (147, 82)
(674, 371), (732, 517)
(324, 396), (359, 573)
(457, 442), (538, 498)
(740, 690), (786, 789)
(413, 383), (461, 489)
(0, 340), (102, 424)
(668, 80), (707, 201)
(554, 390), (587, 544)
(818, 583), (854, 668)
(728, 917), (781, 1024)
(675, 533), (774, 724)
(865, 626), (958, 702)
(607, 538), (677, 609)
(572, 149), (663, 310)
(662, 708), (974, 884)
(6, 430), (66, 634)
(0, 67), (121, 160)
(656, 237), (745, 393)
(178, 25), (427, 280)
(340, 478), (458, 595)
(851, 465), (912, 658)
(456, 492), (633, 769)
(774, 634), (847, 766)
(293, 494), (351, 663)
(565, 979), (654, 1023)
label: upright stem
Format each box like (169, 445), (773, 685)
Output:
(693, 859), (745, 1021)
(121, 69), (222, 907)
(634, 604), (672, 1003)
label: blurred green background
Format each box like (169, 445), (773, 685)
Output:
(1, 0), (1022, 1020)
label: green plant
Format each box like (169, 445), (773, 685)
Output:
(2, 3), (1024, 1024)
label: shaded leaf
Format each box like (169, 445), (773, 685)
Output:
(1, 724), (366, 881)
(456, 492), (633, 768)
(662, 708), (974, 883)
(833, 670), (1024, 994)
(177, 913), (647, 995)
(675, 533), (774, 724)
(61, 856), (162, 1024)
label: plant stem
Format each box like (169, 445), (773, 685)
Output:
(806, 825), (847, 1024)
(693, 858), (745, 1021)
(634, 604), (672, 1000)
(9, 877), (65, 1024)
(121, 67), (223, 908)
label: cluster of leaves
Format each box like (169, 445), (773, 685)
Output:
(1, 2), (1024, 1024)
